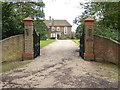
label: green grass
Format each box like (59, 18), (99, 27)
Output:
(1, 60), (32, 72)
(99, 62), (119, 79)
(73, 40), (80, 45)
(40, 40), (56, 48)
(100, 62), (118, 69)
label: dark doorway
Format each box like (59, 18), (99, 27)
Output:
(57, 34), (60, 39)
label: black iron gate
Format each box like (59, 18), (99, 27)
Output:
(33, 28), (40, 58)
(79, 25), (85, 59)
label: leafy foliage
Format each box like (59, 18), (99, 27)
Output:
(75, 23), (84, 39)
(35, 20), (49, 40)
(74, 2), (119, 41)
(60, 34), (71, 39)
(2, 2), (24, 39)
(2, 2), (47, 40)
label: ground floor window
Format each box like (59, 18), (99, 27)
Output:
(51, 33), (55, 37)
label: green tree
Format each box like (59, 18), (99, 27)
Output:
(15, 2), (45, 19)
(35, 19), (49, 40)
(2, 2), (23, 39)
(75, 23), (84, 39)
(2, 2), (46, 39)
(74, 2), (119, 41)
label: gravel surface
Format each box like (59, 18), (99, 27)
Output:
(1, 40), (118, 88)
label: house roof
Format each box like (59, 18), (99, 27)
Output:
(45, 20), (72, 27)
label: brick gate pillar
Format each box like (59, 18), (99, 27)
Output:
(84, 17), (94, 60)
(23, 17), (34, 60)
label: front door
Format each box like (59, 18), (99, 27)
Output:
(57, 34), (60, 39)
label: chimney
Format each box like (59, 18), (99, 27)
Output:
(52, 18), (54, 26)
(49, 16), (51, 20)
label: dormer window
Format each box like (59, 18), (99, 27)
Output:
(51, 27), (54, 31)
(57, 27), (60, 31)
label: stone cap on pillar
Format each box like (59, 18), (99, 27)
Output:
(23, 17), (33, 21)
(84, 17), (94, 22)
(23, 17), (34, 26)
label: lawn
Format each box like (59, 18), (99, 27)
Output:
(73, 40), (80, 45)
(1, 60), (32, 72)
(40, 40), (56, 48)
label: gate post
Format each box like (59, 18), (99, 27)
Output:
(84, 17), (94, 60)
(23, 17), (34, 60)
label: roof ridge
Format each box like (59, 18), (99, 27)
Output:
(45, 19), (72, 27)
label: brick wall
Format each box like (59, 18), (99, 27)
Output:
(0, 34), (24, 62)
(94, 35), (120, 64)
(67, 27), (72, 36)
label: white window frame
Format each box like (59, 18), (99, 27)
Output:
(53, 33), (55, 37)
(51, 27), (54, 31)
(51, 33), (55, 37)
(64, 27), (67, 34)
(51, 33), (53, 37)
(57, 27), (60, 31)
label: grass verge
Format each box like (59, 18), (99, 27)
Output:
(73, 39), (80, 45)
(40, 40), (56, 48)
(1, 60), (32, 73)
(100, 62), (118, 69)
(99, 62), (118, 79)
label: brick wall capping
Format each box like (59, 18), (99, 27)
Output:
(84, 17), (94, 22)
(94, 35), (120, 45)
(23, 17), (34, 22)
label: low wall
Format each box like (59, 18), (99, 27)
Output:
(0, 34), (24, 62)
(94, 35), (119, 64)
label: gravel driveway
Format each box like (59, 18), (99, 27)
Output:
(1, 40), (118, 88)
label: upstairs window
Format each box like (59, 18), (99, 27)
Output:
(51, 27), (54, 31)
(57, 27), (60, 31)
(64, 27), (67, 34)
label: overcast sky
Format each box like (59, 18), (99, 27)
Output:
(42, 0), (86, 32)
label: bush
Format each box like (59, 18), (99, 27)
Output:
(40, 35), (47, 40)
(50, 37), (55, 39)
(71, 35), (76, 39)
(60, 35), (71, 39)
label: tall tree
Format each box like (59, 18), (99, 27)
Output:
(2, 2), (46, 39)
(74, 2), (119, 41)
(75, 23), (84, 39)
(35, 19), (49, 40)
(2, 2), (23, 39)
